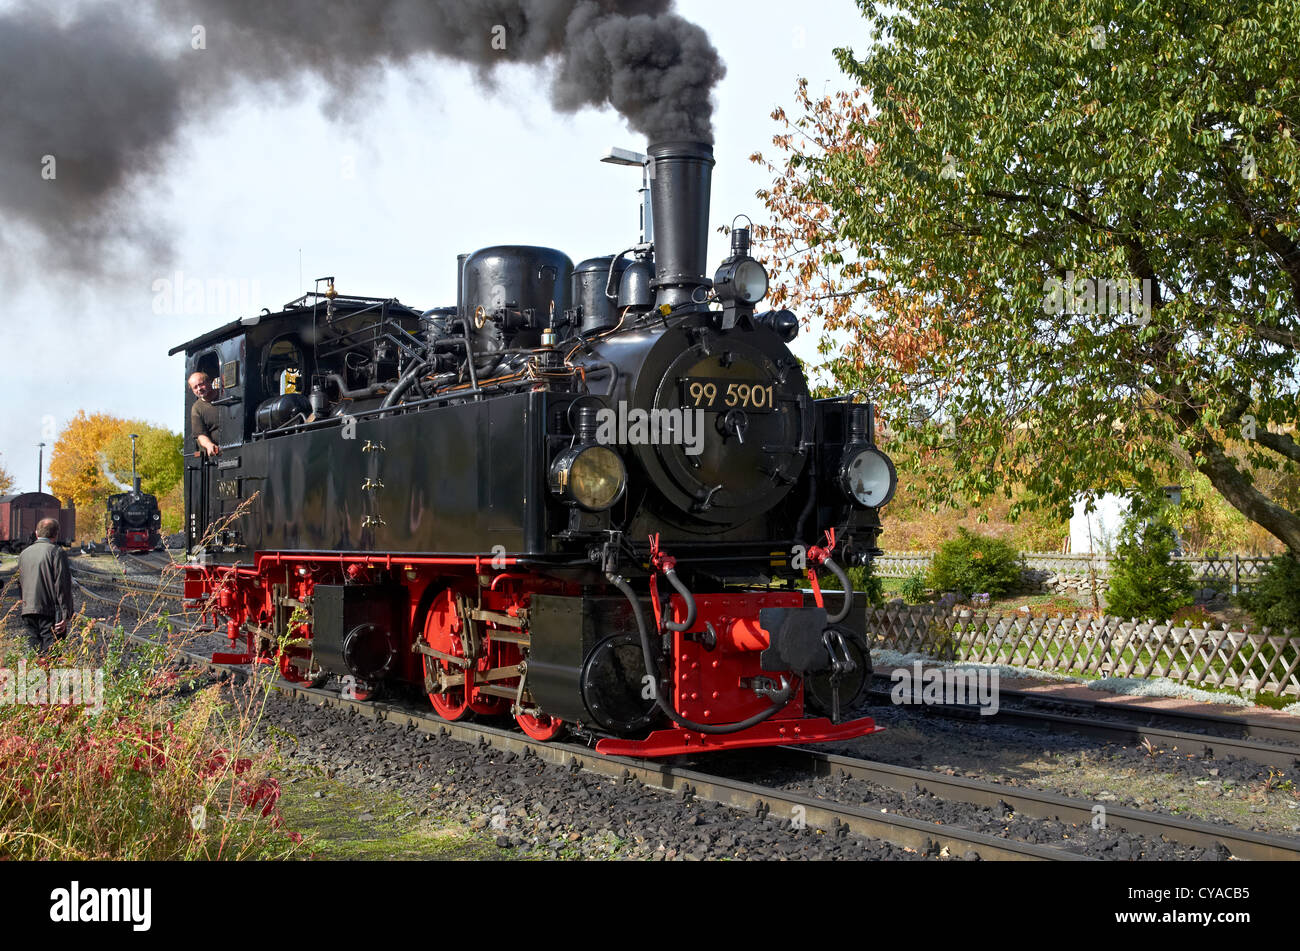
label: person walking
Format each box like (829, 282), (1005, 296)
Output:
(17, 517), (74, 653)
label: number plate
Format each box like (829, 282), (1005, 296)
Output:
(680, 377), (777, 412)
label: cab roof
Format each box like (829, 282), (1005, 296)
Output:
(168, 292), (423, 356)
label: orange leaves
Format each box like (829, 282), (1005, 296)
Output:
(45, 411), (182, 537)
(48, 410), (134, 528)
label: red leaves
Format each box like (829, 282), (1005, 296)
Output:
(198, 748), (253, 779)
(238, 777), (281, 818)
(145, 670), (181, 693)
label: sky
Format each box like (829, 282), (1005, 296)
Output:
(0, 0), (874, 494)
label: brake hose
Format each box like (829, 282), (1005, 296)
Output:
(606, 572), (787, 735)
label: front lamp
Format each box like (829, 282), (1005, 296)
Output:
(550, 444), (627, 511)
(839, 446), (897, 508)
(713, 257), (769, 305)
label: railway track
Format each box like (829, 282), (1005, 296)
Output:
(996, 682), (1300, 746)
(866, 679), (1300, 770)
(40, 570), (1300, 859)
(275, 685), (1090, 861)
(766, 746), (1300, 862)
(71, 566), (185, 601)
(65, 600), (1300, 861)
(55, 597), (1082, 861)
(151, 639), (1300, 860)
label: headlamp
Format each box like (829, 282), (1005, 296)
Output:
(713, 257), (769, 305)
(839, 446), (897, 508)
(550, 445), (627, 511)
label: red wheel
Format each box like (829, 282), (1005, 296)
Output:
(515, 710), (565, 742)
(276, 624), (316, 684)
(427, 666), (469, 719)
(277, 651), (307, 683)
(423, 590), (472, 721)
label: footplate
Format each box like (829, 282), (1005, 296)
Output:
(593, 715), (884, 757)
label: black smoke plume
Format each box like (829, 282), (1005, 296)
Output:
(0, 1), (724, 277)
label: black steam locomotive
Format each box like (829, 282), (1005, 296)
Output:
(107, 485), (163, 553)
(174, 141), (896, 756)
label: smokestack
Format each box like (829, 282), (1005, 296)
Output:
(130, 433), (140, 497)
(647, 141), (714, 312)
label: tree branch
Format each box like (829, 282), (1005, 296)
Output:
(1165, 380), (1300, 552)
(1258, 430), (1300, 464)
(1175, 435), (1300, 551)
(1220, 157), (1300, 310)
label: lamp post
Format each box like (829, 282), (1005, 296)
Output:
(37, 442), (45, 494)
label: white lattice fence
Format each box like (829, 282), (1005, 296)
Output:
(867, 606), (1300, 699)
(873, 552), (936, 578)
(873, 550), (1274, 593)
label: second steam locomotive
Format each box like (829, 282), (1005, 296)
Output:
(107, 485), (163, 553)
(175, 140), (897, 756)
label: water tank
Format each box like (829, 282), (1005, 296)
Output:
(459, 246), (574, 344)
(572, 256), (631, 334)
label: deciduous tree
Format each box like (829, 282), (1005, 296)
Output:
(47, 412), (183, 537)
(101, 425), (183, 497)
(754, 0), (1300, 553)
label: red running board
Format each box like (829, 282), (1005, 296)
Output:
(594, 716), (884, 757)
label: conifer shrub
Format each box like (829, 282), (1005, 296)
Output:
(1239, 553), (1300, 633)
(1105, 498), (1195, 620)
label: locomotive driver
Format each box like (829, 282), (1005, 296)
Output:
(188, 371), (222, 457)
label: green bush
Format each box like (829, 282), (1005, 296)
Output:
(901, 573), (929, 604)
(846, 560), (885, 609)
(1105, 498), (1195, 620)
(1239, 553), (1300, 633)
(927, 528), (1023, 598)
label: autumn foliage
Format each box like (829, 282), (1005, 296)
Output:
(46, 411), (182, 539)
(752, 0), (1300, 554)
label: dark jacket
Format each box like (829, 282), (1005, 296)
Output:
(18, 538), (74, 619)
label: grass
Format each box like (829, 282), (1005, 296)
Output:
(1248, 692), (1295, 711)
(988, 593), (1097, 617)
(0, 610), (304, 860)
(275, 770), (506, 860)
